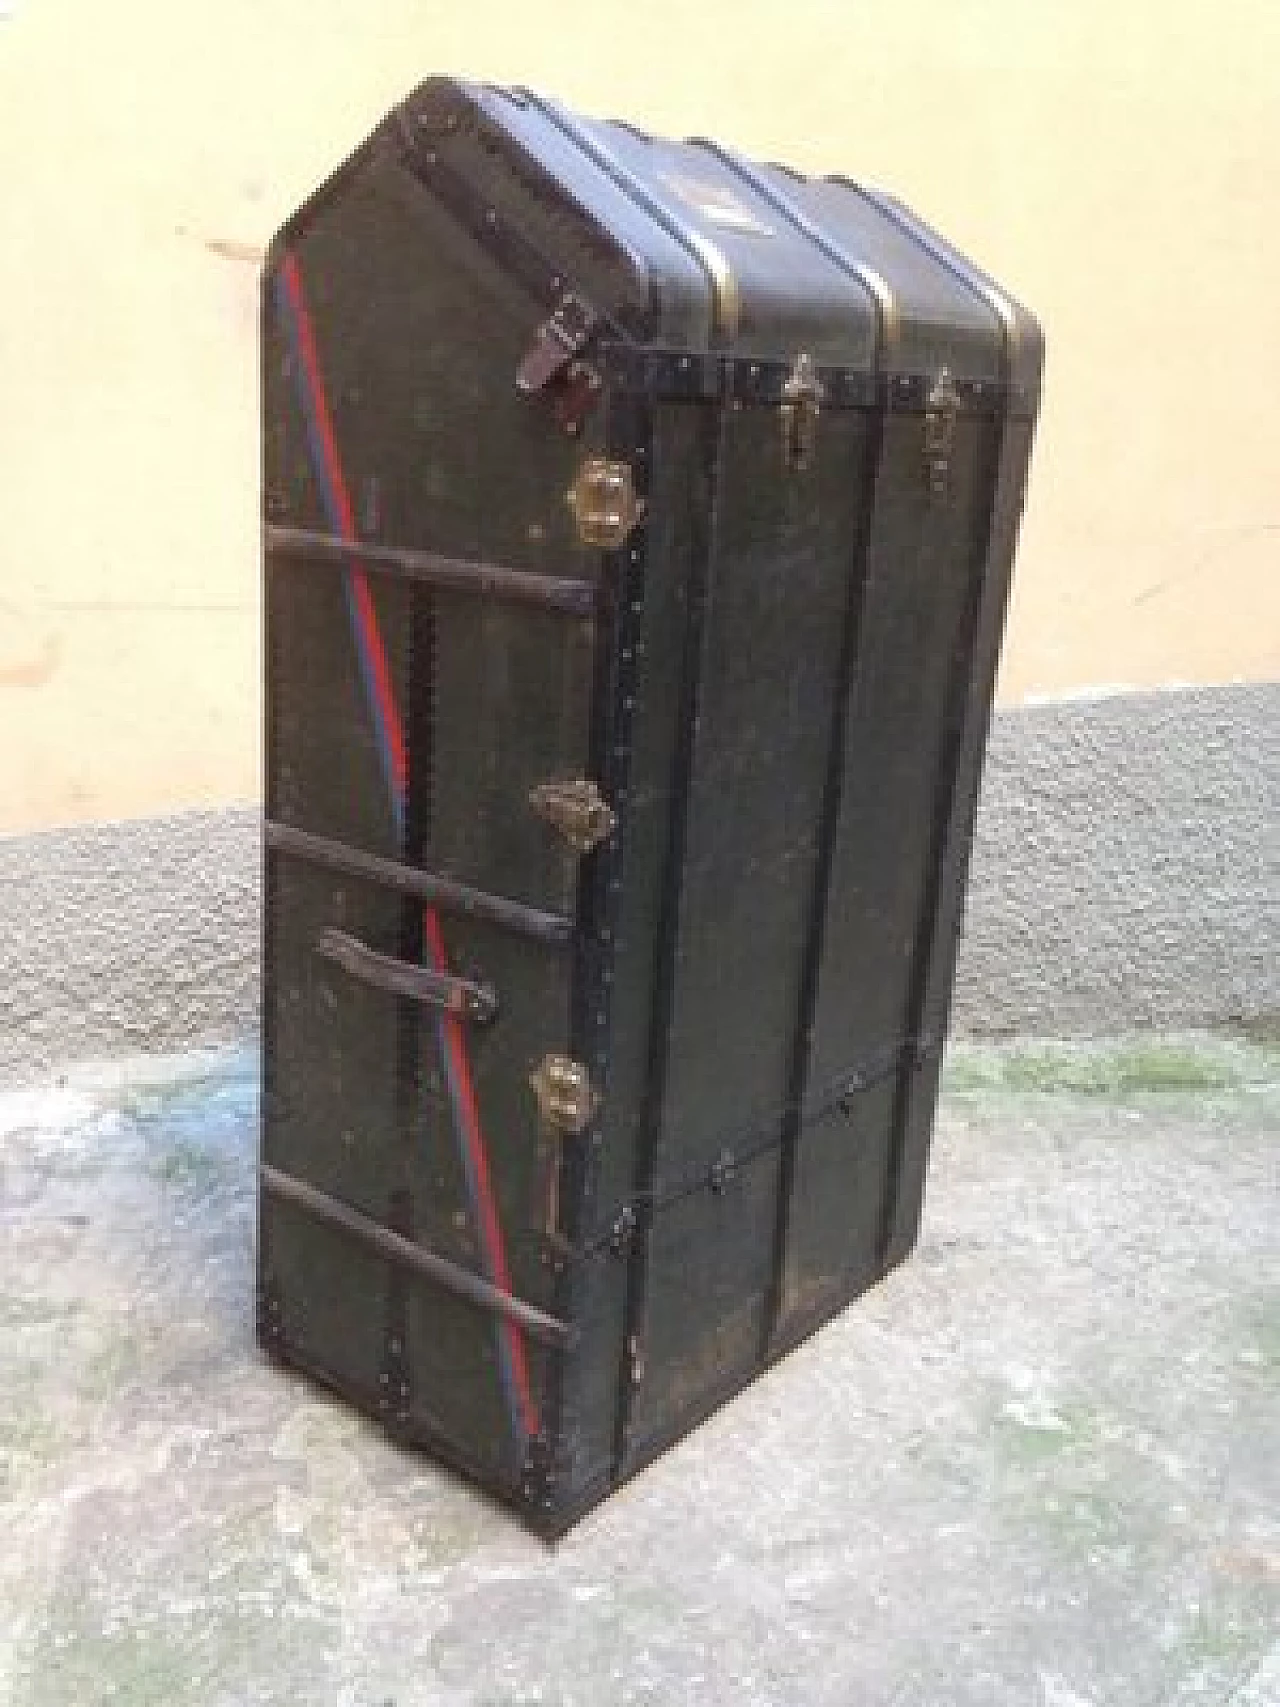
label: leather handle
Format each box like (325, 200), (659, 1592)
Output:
(314, 927), (498, 1024)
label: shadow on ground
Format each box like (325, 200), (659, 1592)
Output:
(1, 1037), (1276, 1707)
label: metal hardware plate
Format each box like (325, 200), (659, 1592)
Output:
(566, 457), (645, 549)
(529, 778), (617, 854)
(530, 1054), (600, 1136)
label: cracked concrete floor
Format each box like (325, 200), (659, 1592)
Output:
(1, 1036), (1276, 1707)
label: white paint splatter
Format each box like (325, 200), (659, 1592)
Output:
(1040, 1672), (1097, 1706)
(1003, 1397), (1071, 1433)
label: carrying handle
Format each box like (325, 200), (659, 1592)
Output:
(315, 927), (498, 1024)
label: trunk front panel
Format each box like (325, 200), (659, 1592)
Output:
(620, 405), (877, 1457)
(775, 410), (1005, 1333)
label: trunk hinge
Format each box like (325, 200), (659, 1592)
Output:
(515, 291), (604, 435)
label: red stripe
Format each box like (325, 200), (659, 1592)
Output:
(424, 910), (538, 1438)
(280, 253), (407, 797)
(281, 248), (536, 1443)
(347, 571), (407, 795)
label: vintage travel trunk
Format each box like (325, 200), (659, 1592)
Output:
(258, 76), (1042, 1535)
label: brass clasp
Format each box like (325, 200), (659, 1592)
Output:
(781, 353), (824, 471)
(924, 368), (961, 497)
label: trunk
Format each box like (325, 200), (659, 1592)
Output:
(259, 75), (1043, 1535)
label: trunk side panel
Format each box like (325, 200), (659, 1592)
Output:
(261, 144), (601, 1495)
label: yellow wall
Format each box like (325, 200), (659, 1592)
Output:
(1, 0), (1277, 830)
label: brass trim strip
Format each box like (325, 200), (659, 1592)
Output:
(519, 92), (740, 340)
(851, 187), (1020, 388)
(695, 143), (900, 364)
(678, 229), (740, 341)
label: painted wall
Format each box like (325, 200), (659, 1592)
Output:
(1, 0), (1278, 831)
(3, 686), (1275, 1080)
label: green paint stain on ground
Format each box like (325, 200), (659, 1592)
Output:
(0, 1411), (65, 1482)
(994, 1403), (1082, 1465)
(152, 1139), (232, 1189)
(27, 1625), (193, 1707)
(944, 1034), (1278, 1096)
(1237, 1293), (1280, 1372)
(4, 1039), (1276, 1706)
(1177, 1588), (1278, 1687)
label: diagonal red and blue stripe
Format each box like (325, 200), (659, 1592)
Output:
(274, 250), (538, 1450)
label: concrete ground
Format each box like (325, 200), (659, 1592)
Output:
(0, 1036), (1275, 1707)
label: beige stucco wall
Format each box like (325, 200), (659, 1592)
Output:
(1, 0), (1277, 832)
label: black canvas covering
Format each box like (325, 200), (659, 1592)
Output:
(258, 75), (1042, 1534)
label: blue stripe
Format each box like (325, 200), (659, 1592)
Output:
(436, 1022), (526, 1446)
(272, 271), (404, 838)
(274, 262), (526, 1454)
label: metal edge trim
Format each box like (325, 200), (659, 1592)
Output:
(395, 81), (656, 343)
(594, 349), (1003, 413)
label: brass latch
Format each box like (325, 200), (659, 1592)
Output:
(529, 778), (617, 854)
(781, 353), (824, 471)
(530, 1054), (599, 1136)
(516, 291), (599, 396)
(924, 368), (961, 497)
(566, 457), (644, 550)
(515, 292), (603, 436)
